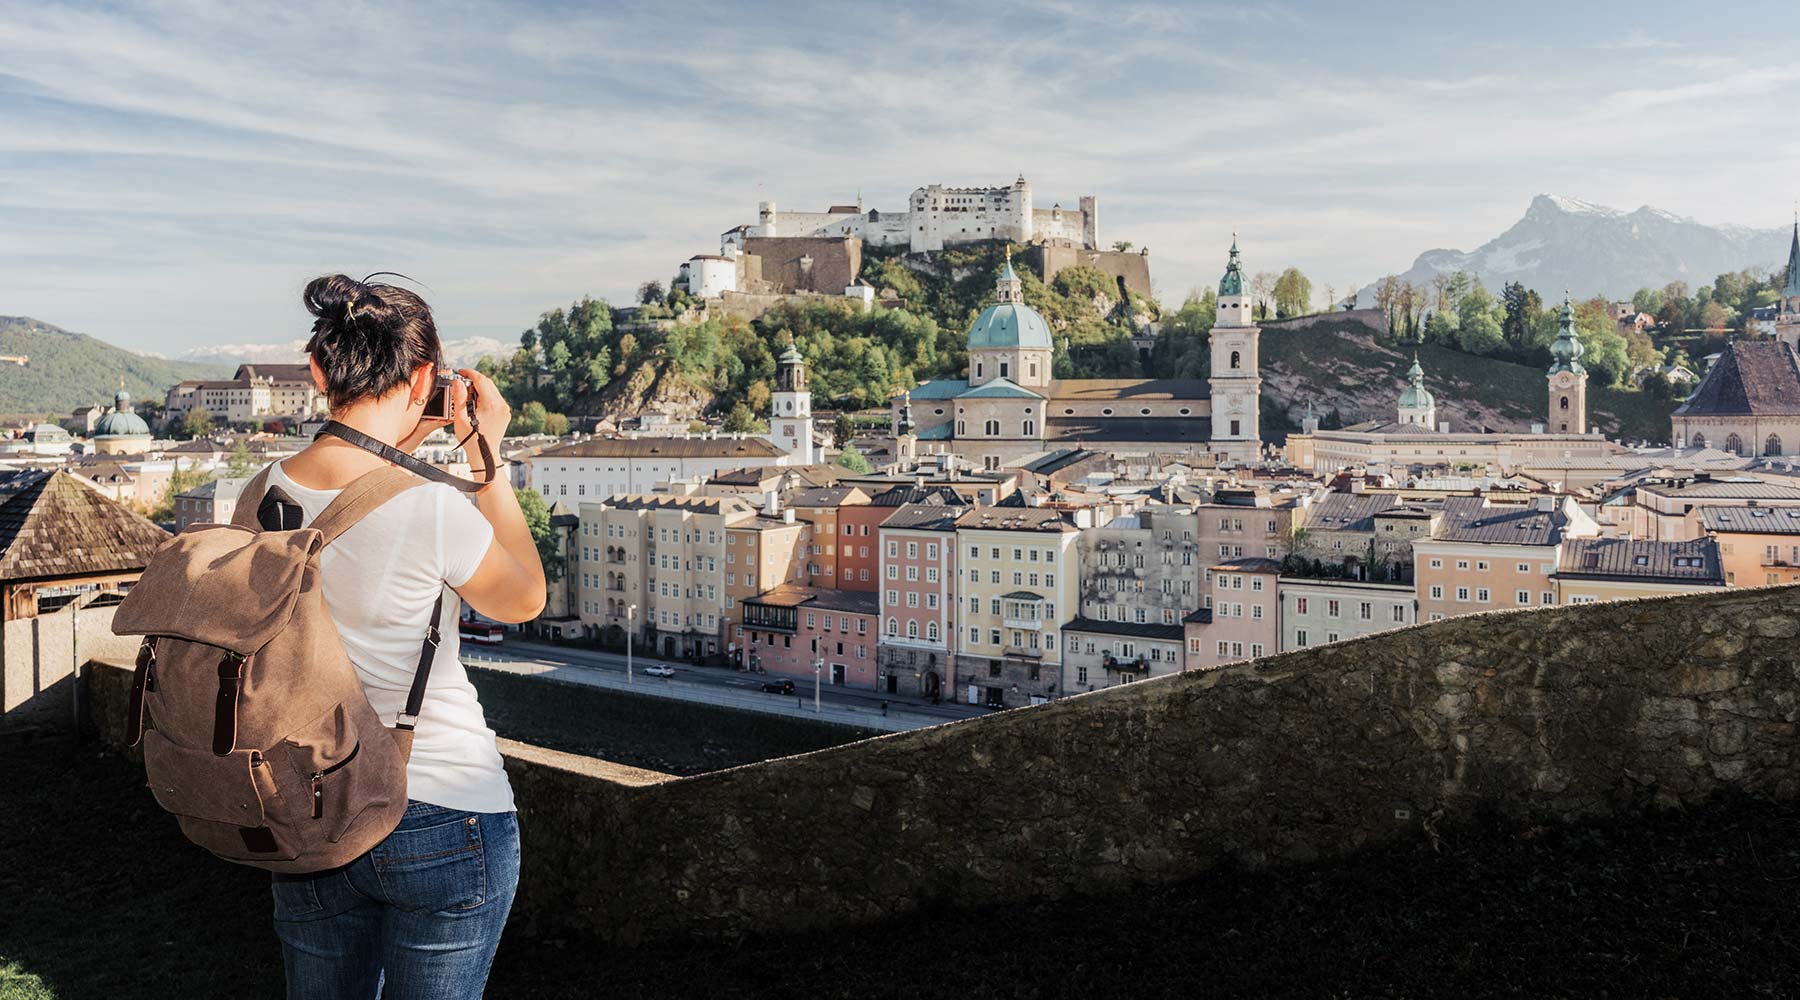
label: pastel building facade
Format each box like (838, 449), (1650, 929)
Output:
(876, 503), (961, 699)
(741, 586), (880, 689)
(954, 508), (1080, 709)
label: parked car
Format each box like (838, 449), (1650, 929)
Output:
(643, 664), (675, 678)
(760, 678), (795, 695)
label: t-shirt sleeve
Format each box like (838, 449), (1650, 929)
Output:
(435, 485), (496, 588)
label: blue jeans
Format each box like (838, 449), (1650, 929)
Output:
(271, 801), (521, 1000)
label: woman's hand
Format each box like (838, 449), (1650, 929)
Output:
(451, 368), (510, 485)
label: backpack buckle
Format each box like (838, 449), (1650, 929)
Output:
(395, 712), (420, 731)
(424, 625), (441, 648)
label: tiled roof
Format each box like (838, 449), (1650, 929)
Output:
(1044, 416), (1212, 443)
(1210, 557), (1282, 573)
(234, 364), (313, 383)
(906, 379), (971, 400)
(597, 494), (755, 515)
(1700, 505), (1800, 535)
(1062, 617), (1186, 642)
(0, 470), (170, 583)
(1431, 496), (1569, 545)
(745, 584), (879, 616)
(1304, 492), (1399, 531)
(881, 503), (963, 531)
(954, 508), (1077, 533)
(1637, 477), (1800, 500)
(784, 487), (868, 508)
(1047, 379), (1211, 402)
(1674, 342), (1800, 417)
(1556, 537), (1723, 584)
(540, 437), (786, 459)
(868, 485), (967, 507)
(1183, 607), (1214, 624)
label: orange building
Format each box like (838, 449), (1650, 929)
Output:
(783, 486), (871, 589)
(1696, 505), (1800, 587)
(723, 510), (811, 663)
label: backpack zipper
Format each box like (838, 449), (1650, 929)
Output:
(309, 742), (360, 819)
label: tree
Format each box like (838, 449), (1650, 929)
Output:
(1250, 271), (1278, 319)
(181, 408), (213, 440)
(836, 443), (872, 474)
(542, 412), (570, 437)
(225, 442), (259, 478)
(515, 486), (564, 583)
(1111, 241), (1134, 252)
(722, 402), (757, 433)
(637, 281), (665, 306)
(147, 460), (213, 522)
(1501, 281), (1533, 354)
(1272, 268), (1313, 319)
(510, 400), (549, 436)
(1455, 285), (1504, 356)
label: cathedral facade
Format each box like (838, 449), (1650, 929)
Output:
(891, 243), (1259, 468)
(1674, 223), (1800, 456)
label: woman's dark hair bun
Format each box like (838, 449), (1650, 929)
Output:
(303, 273), (441, 409)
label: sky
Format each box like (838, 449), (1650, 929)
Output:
(3, 0), (1799, 357)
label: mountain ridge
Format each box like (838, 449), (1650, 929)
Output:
(0, 316), (229, 416)
(1360, 195), (1791, 303)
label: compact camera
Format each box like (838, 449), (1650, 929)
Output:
(422, 370), (475, 421)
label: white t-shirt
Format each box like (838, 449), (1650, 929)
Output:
(267, 461), (515, 814)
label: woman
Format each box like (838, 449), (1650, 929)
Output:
(265, 273), (546, 999)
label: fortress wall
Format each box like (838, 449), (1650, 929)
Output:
(1030, 246), (1152, 300)
(87, 585), (1800, 945)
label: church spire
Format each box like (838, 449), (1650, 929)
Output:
(1550, 293), (1586, 373)
(994, 246), (1024, 304)
(1219, 234), (1245, 297)
(1784, 214), (1800, 299)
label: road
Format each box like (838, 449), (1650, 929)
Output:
(462, 637), (990, 733)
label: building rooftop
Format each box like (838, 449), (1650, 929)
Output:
(881, 503), (963, 532)
(594, 494), (755, 515)
(1698, 505), (1800, 535)
(1636, 477), (1800, 501)
(745, 584), (879, 616)
(1211, 557), (1282, 573)
(954, 508), (1077, 533)
(1043, 416), (1213, 444)
(1046, 379), (1211, 402)
(1304, 492), (1400, 532)
(1674, 341), (1800, 418)
(784, 487), (869, 508)
(0, 470), (169, 583)
(1429, 496), (1572, 546)
(1555, 537), (1724, 585)
(541, 437), (786, 460)
(1062, 617), (1186, 642)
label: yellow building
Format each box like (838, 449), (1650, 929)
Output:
(953, 507), (1080, 708)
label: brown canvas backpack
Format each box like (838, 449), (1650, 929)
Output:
(111, 464), (446, 873)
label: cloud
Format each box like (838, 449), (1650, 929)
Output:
(0, 0), (1796, 354)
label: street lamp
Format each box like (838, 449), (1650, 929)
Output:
(626, 604), (637, 685)
(813, 657), (823, 712)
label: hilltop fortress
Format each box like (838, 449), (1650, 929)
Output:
(725, 175), (1099, 254)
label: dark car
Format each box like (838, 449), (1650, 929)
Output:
(760, 678), (795, 695)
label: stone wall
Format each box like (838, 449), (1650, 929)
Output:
(86, 585), (1800, 946)
(1029, 245), (1152, 300)
(740, 236), (862, 295)
(2, 602), (135, 730)
(1259, 308), (1389, 335)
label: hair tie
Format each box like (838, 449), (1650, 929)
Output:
(343, 299), (356, 324)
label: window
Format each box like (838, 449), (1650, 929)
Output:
(1358, 602), (1372, 620)
(1295, 596), (1308, 614)
(887, 541), (898, 557)
(1476, 588), (1489, 602)
(1516, 591), (1529, 605)
(1542, 591), (1555, 605)
(1455, 587), (1469, 602)
(1327, 600), (1340, 618)
(1516, 563), (1529, 573)
(1430, 585), (1444, 600)
(1392, 605), (1406, 623)
(1456, 560), (1469, 570)
(1429, 559), (1443, 569)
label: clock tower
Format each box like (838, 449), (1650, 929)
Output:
(1547, 294), (1588, 434)
(1208, 236), (1262, 463)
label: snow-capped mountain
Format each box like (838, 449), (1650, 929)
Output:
(1359, 195), (1792, 303)
(178, 336), (512, 369)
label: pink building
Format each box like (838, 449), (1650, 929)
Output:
(741, 585), (881, 689)
(875, 501), (963, 699)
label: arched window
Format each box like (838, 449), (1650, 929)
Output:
(1559, 396), (1569, 410)
(886, 618), (898, 637)
(927, 621), (939, 641)
(1768, 434), (1783, 456)
(1726, 432), (1743, 455)
(1023, 419), (1035, 435)
(1691, 433), (1706, 449)
(1230, 350), (1241, 370)
(907, 619), (919, 639)
(984, 419), (1000, 435)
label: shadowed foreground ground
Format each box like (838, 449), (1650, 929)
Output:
(2, 730), (1797, 999)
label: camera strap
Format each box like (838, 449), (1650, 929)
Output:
(315, 420), (496, 493)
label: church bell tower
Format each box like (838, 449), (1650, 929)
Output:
(1548, 295), (1588, 434)
(770, 344), (815, 463)
(1208, 236), (1262, 463)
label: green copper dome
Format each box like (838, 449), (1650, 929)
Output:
(1218, 237), (1245, 297)
(95, 387), (150, 439)
(1549, 296), (1586, 374)
(1398, 356), (1435, 410)
(967, 303), (1053, 350)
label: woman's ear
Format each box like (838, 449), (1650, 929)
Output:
(410, 362), (438, 403)
(308, 356), (328, 395)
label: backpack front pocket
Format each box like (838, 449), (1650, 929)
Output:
(281, 703), (388, 842)
(142, 730), (268, 827)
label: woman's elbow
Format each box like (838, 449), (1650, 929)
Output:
(496, 590), (546, 625)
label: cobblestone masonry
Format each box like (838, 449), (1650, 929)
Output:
(88, 585), (1800, 945)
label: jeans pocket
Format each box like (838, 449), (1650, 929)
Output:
(270, 875), (326, 921)
(374, 812), (488, 913)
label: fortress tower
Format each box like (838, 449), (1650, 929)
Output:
(1208, 237), (1262, 462)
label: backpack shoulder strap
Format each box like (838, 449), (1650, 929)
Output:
(229, 465), (275, 529)
(309, 466), (426, 547)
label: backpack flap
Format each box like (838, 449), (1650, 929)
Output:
(112, 523), (321, 653)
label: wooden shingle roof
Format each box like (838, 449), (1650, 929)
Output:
(0, 470), (170, 583)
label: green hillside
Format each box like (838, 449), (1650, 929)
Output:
(0, 317), (228, 416)
(1260, 321), (1673, 445)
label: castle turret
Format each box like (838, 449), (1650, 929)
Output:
(770, 344), (814, 463)
(1208, 235), (1262, 463)
(1548, 294), (1589, 434)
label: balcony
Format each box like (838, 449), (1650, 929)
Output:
(1001, 615), (1043, 630)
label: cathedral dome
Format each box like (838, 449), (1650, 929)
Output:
(967, 302), (1053, 350)
(1398, 356), (1435, 410)
(94, 387), (150, 439)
